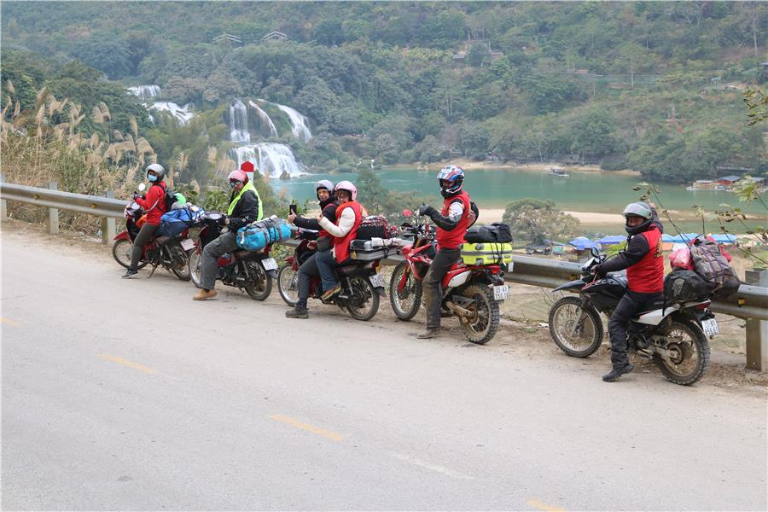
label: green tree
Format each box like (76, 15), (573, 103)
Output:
(502, 199), (581, 243)
(73, 31), (132, 79)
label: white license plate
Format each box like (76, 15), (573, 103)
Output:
(493, 285), (510, 301)
(702, 318), (719, 336)
(370, 273), (385, 288)
(180, 238), (195, 251)
(261, 257), (278, 271)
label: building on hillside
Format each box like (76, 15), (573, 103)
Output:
(263, 31), (288, 42)
(716, 175), (742, 186)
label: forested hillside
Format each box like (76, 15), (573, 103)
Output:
(2, 1), (767, 185)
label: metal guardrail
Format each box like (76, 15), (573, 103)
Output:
(3, 181), (767, 369)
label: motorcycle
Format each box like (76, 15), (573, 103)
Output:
(277, 228), (388, 321)
(389, 209), (508, 345)
(548, 247), (714, 386)
(187, 212), (276, 300)
(112, 184), (194, 280)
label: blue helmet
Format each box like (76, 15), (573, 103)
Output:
(437, 165), (465, 198)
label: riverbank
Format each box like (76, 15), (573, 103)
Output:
(386, 159), (641, 177)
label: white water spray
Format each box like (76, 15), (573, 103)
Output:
(249, 100), (279, 138)
(232, 143), (305, 178)
(149, 102), (195, 125)
(229, 99), (250, 143)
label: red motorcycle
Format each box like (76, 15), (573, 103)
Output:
(187, 213), (275, 301)
(277, 228), (387, 321)
(112, 187), (195, 280)
(389, 209), (509, 345)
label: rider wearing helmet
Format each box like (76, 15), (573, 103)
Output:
(193, 162), (263, 300)
(312, 180), (363, 303)
(123, 163), (169, 278)
(286, 180), (340, 319)
(593, 201), (664, 382)
(416, 165), (475, 339)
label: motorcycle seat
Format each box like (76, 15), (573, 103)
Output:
(636, 298), (667, 315)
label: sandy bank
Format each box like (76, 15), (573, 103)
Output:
(391, 159), (641, 177)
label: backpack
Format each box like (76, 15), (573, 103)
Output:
(357, 215), (389, 240)
(465, 222), (513, 244)
(664, 269), (712, 304)
(690, 237), (740, 299)
(236, 216), (293, 251)
(162, 184), (186, 212)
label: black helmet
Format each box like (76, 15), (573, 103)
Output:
(623, 202), (653, 235)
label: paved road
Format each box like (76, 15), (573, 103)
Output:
(2, 231), (766, 511)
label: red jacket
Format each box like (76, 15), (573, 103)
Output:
(436, 191), (471, 250)
(333, 201), (362, 263)
(626, 227), (664, 293)
(135, 183), (167, 225)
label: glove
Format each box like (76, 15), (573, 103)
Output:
(132, 191), (139, 201)
(418, 205), (436, 217)
(592, 264), (606, 277)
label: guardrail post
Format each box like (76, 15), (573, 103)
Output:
(0, 174), (7, 221)
(47, 181), (59, 235)
(745, 268), (768, 372)
(101, 191), (116, 246)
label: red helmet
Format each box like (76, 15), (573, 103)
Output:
(228, 170), (249, 185)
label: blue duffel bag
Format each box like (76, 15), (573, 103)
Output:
(236, 216), (293, 251)
(159, 206), (205, 238)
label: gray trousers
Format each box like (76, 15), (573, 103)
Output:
(129, 223), (160, 271)
(201, 231), (238, 290)
(422, 248), (461, 330)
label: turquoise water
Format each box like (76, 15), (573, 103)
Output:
(270, 168), (766, 234)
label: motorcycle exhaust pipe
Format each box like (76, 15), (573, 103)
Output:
(444, 300), (471, 318)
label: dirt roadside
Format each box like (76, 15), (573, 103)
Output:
(2, 218), (766, 397)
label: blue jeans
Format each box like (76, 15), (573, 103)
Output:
(315, 249), (340, 291)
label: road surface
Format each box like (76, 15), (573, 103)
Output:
(2, 229), (765, 510)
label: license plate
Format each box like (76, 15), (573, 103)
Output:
(180, 238), (195, 251)
(702, 318), (719, 336)
(493, 285), (510, 301)
(370, 273), (385, 288)
(261, 257), (278, 271)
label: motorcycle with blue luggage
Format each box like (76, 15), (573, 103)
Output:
(112, 184), (195, 280)
(187, 213), (280, 301)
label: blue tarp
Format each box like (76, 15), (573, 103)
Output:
(668, 233), (700, 243)
(661, 234), (676, 242)
(569, 237), (600, 250)
(597, 235), (626, 245)
(708, 233), (738, 244)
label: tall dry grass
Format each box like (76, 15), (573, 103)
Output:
(1, 85), (157, 234)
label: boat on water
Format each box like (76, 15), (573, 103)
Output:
(549, 167), (569, 177)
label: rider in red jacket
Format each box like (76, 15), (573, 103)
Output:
(416, 165), (475, 339)
(123, 163), (167, 278)
(593, 202), (664, 382)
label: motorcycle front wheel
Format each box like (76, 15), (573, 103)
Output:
(277, 264), (299, 307)
(346, 276), (379, 321)
(653, 319), (710, 386)
(389, 261), (422, 321)
(112, 239), (148, 270)
(461, 284), (499, 345)
(244, 260), (272, 301)
(188, 249), (203, 288)
(548, 296), (603, 357)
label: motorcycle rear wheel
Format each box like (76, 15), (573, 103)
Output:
(389, 261), (422, 321)
(170, 246), (192, 281)
(188, 249), (203, 288)
(460, 284), (499, 345)
(277, 264), (299, 307)
(548, 296), (603, 357)
(112, 239), (147, 270)
(244, 261), (273, 301)
(346, 276), (379, 321)
(653, 319), (710, 386)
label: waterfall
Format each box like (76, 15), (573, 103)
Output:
(127, 85), (161, 99)
(232, 143), (305, 178)
(275, 103), (312, 142)
(229, 99), (250, 143)
(249, 100), (278, 138)
(149, 102), (195, 125)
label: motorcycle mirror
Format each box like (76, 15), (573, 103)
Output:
(402, 209), (412, 217)
(138, 183), (146, 192)
(590, 247), (600, 258)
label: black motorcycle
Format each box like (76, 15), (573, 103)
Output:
(187, 213), (276, 301)
(548, 248), (715, 386)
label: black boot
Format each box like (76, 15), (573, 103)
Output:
(602, 363), (635, 382)
(286, 306), (309, 319)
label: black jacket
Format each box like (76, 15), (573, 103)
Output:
(293, 199), (338, 231)
(227, 188), (261, 230)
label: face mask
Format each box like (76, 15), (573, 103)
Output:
(148, 174), (158, 182)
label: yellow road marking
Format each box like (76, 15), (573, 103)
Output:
(526, 499), (566, 512)
(0, 317), (20, 327)
(270, 414), (343, 441)
(98, 353), (157, 374)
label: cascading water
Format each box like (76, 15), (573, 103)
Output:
(275, 103), (312, 142)
(249, 101), (278, 138)
(127, 85), (161, 99)
(229, 99), (250, 143)
(232, 143), (305, 179)
(149, 102), (195, 125)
